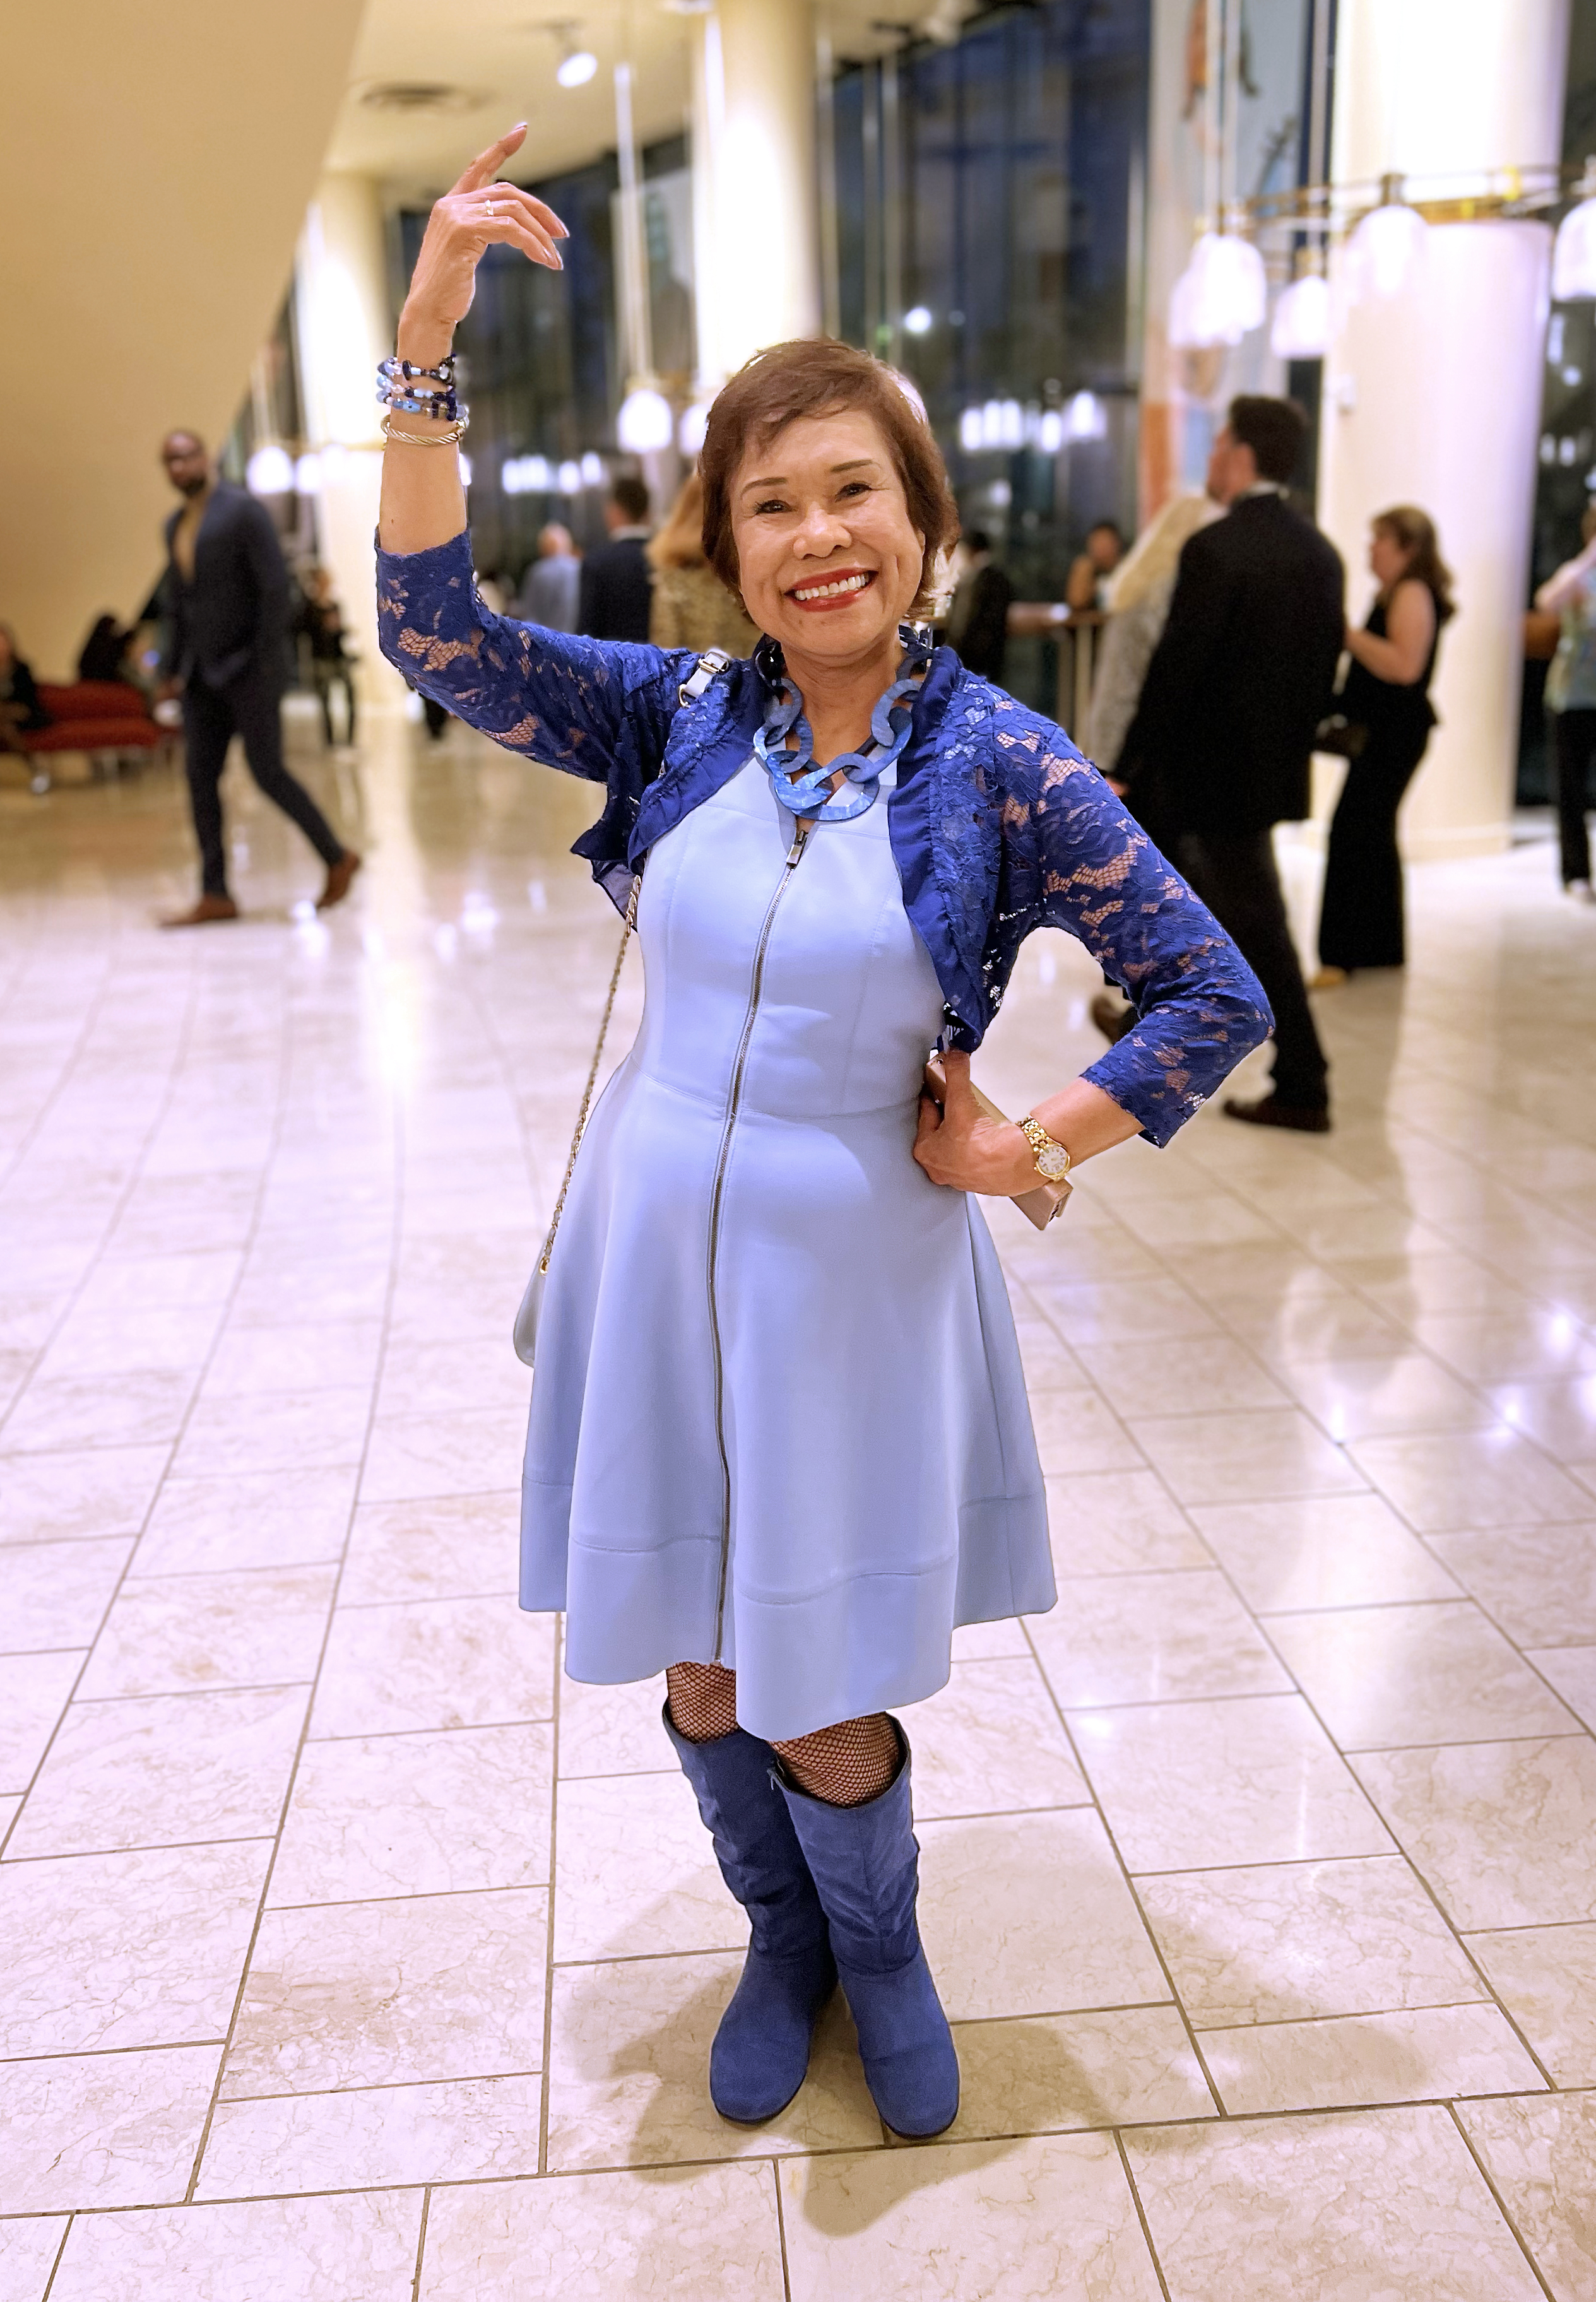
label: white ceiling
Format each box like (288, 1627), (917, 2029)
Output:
(325, 0), (973, 202)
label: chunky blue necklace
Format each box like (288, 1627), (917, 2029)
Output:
(754, 624), (934, 824)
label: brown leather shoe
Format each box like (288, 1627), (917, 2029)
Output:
(160, 895), (239, 929)
(1089, 990), (1137, 1046)
(1222, 1093), (1332, 1134)
(317, 850), (363, 910)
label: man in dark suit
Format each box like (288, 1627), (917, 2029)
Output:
(1111, 396), (1345, 1130)
(578, 475), (653, 642)
(157, 429), (359, 927)
(945, 530), (1014, 683)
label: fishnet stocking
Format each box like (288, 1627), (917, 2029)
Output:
(665, 1661), (739, 1742)
(772, 1713), (899, 1806)
(666, 1662), (899, 1807)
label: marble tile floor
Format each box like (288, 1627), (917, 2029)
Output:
(3, 721), (1596, 2296)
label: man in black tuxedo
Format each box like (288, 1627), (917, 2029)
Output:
(1111, 397), (1345, 1130)
(578, 475), (653, 642)
(157, 429), (359, 927)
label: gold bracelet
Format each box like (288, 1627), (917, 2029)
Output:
(381, 415), (467, 447)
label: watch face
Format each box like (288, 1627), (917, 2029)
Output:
(1036, 1142), (1070, 1181)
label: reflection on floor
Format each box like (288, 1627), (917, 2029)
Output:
(2, 709), (1595, 2299)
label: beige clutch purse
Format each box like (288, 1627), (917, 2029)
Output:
(922, 1056), (1072, 1232)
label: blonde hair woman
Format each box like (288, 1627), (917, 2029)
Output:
(647, 470), (760, 657)
(1084, 490), (1222, 776)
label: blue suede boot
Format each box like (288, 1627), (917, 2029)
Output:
(774, 1722), (960, 2138)
(663, 1703), (837, 2123)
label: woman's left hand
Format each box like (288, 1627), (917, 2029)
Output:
(913, 1051), (1037, 1196)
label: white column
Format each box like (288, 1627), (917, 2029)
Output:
(295, 172), (407, 710)
(1317, 0), (1568, 856)
(690, 0), (820, 389)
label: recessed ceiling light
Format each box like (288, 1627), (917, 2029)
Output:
(557, 46), (598, 86)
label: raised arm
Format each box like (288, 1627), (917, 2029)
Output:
(375, 124), (683, 781)
(379, 124), (566, 558)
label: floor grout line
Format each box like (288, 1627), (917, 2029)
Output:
(178, 981), (406, 2206)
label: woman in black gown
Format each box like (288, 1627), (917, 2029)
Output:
(1315, 507), (1455, 981)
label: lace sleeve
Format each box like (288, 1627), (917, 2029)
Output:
(376, 528), (687, 784)
(995, 713), (1272, 1145)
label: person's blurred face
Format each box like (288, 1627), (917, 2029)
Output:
(1369, 524), (1414, 588)
(1086, 527), (1122, 572)
(161, 433), (210, 497)
(1205, 426), (1258, 507)
(730, 408), (925, 667)
(540, 524), (574, 558)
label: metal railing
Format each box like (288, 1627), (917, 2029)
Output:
(1007, 605), (1105, 740)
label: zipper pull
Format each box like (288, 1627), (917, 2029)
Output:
(786, 820), (813, 867)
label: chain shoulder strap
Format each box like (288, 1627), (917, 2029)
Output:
(535, 646), (729, 1279)
(536, 870), (641, 1276)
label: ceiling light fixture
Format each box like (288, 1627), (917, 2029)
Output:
(542, 21), (597, 88)
(617, 384), (674, 454)
(1270, 247), (1330, 359)
(1347, 175), (1428, 302)
(245, 443), (293, 495)
(1168, 227), (1266, 349)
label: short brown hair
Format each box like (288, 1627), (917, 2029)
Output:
(1227, 394), (1307, 486)
(610, 474), (651, 524)
(700, 339), (958, 615)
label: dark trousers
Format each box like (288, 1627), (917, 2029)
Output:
(182, 673), (343, 898)
(1316, 731), (1431, 971)
(1181, 828), (1330, 1112)
(314, 660), (357, 747)
(1554, 707), (1596, 885)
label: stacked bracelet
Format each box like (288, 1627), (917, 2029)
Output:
(378, 384), (464, 423)
(379, 353), (457, 387)
(375, 354), (464, 427)
(381, 414), (468, 447)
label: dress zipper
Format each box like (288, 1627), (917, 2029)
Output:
(706, 818), (813, 1660)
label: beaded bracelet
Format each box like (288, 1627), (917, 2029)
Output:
(378, 353), (457, 387)
(378, 385), (462, 422)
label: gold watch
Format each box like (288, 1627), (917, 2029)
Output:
(1018, 1114), (1072, 1184)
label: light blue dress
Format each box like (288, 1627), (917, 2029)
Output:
(521, 754), (1055, 1742)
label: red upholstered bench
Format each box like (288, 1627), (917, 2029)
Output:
(21, 681), (171, 795)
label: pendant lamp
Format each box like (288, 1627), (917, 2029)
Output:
(245, 443), (293, 496)
(1270, 251), (1330, 359)
(1168, 232), (1267, 350)
(1348, 177), (1428, 301)
(616, 384), (674, 454)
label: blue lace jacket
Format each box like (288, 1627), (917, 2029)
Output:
(377, 531), (1271, 1146)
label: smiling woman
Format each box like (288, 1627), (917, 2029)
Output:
(375, 125), (1272, 2149)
